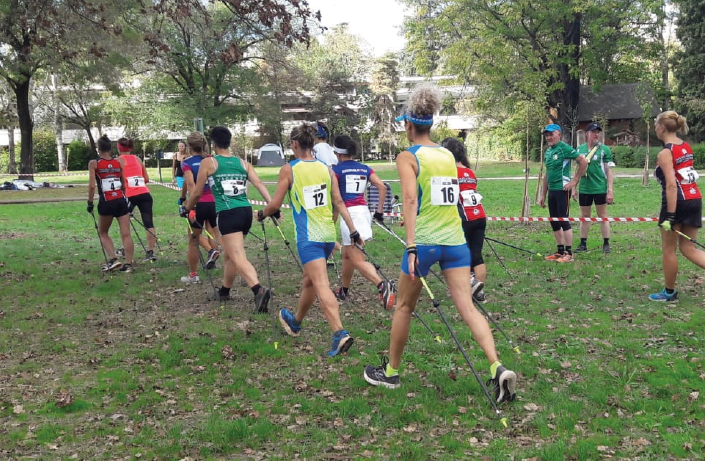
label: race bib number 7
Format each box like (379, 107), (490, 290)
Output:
(127, 176), (145, 188)
(345, 175), (367, 194)
(222, 179), (246, 196)
(677, 166), (700, 185)
(461, 190), (483, 207)
(430, 177), (459, 206)
(101, 178), (121, 191)
(303, 183), (328, 209)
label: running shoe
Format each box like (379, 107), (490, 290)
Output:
(102, 258), (122, 271)
(144, 250), (157, 262)
(544, 252), (563, 261)
(556, 253), (574, 263)
(328, 329), (354, 357)
(486, 365), (517, 404)
(254, 287), (271, 314)
(379, 281), (396, 310)
(119, 264), (133, 273)
(279, 308), (302, 337)
(363, 356), (400, 389)
(206, 249), (220, 270)
(180, 274), (200, 283)
(573, 244), (588, 253)
(602, 244), (611, 254)
(471, 278), (485, 303)
(334, 287), (348, 301)
(648, 289), (679, 302)
(115, 248), (125, 258)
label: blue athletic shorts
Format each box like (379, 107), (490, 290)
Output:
(401, 244), (470, 276)
(297, 241), (336, 265)
(176, 176), (185, 188)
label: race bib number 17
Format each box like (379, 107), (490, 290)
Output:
(430, 177), (459, 206)
(303, 183), (328, 209)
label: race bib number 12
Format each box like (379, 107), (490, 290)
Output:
(303, 183), (328, 209)
(430, 177), (459, 206)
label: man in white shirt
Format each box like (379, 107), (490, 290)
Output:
(312, 121), (338, 166)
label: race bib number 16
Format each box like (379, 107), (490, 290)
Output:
(430, 177), (459, 206)
(303, 183), (328, 209)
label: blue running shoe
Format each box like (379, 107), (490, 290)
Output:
(648, 289), (678, 302)
(279, 308), (302, 337)
(328, 330), (354, 357)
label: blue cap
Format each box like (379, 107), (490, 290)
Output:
(543, 124), (561, 133)
(396, 111), (434, 126)
(585, 122), (602, 132)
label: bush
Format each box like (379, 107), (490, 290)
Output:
(691, 143), (705, 169)
(33, 128), (59, 172)
(144, 159), (173, 168)
(67, 140), (94, 171)
(611, 143), (705, 169)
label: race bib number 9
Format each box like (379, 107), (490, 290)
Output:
(303, 183), (328, 209)
(677, 166), (700, 185)
(430, 177), (459, 206)
(101, 178), (121, 191)
(221, 179), (246, 196)
(127, 176), (145, 188)
(461, 190), (483, 207)
(345, 175), (367, 194)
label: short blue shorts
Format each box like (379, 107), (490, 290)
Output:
(401, 244), (470, 277)
(297, 241), (336, 265)
(176, 176), (185, 188)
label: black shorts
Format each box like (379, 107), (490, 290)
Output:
(190, 201), (217, 229)
(217, 206), (253, 236)
(462, 218), (486, 268)
(98, 198), (129, 218)
(660, 199), (702, 228)
(579, 193), (607, 207)
(548, 190), (571, 231)
(128, 193), (154, 228)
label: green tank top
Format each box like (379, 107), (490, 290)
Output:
(209, 155), (250, 212)
(289, 159), (336, 243)
(410, 145), (466, 246)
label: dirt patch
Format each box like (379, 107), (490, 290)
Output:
(0, 232), (29, 240)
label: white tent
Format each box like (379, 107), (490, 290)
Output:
(257, 143), (285, 167)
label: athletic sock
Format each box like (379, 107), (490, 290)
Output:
(603, 238), (610, 246)
(665, 288), (675, 295)
(219, 286), (230, 297)
(557, 245), (565, 255)
(385, 363), (399, 377)
(490, 361), (502, 379)
(251, 284), (262, 296)
(566, 246), (572, 255)
(580, 238), (587, 246)
(189, 271), (198, 278)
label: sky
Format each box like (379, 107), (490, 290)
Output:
(306, 0), (408, 56)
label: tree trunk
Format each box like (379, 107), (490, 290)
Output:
(15, 78), (34, 180)
(53, 74), (66, 172)
(8, 126), (17, 174)
(85, 125), (97, 156)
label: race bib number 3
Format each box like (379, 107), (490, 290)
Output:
(461, 190), (483, 207)
(222, 179), (246, 196)
(430, 177), (459, 206)
(101, 178), (121, 191)
(127, 176), (145, 188)
(345, 175), (367, 194)
(303, 183), (328, 209)
(677, 166), (700, 185)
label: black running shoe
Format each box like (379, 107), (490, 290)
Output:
(471, 278), (485, 303)
(364, 356), (400, 389)
(115, 248), (125, 258)
(334, 287), (347, 301)
(144, 250), (157, 262)
(379, 280), (395, 310)
(574, 244), (588, 253)
(206, 249), (220, 270)
(254, 287), (271, 313)
(119, 264), (133, 273)
(486, 365), (517, 403)
(103, 258), (122, 271)
(602, 244), (611, 254)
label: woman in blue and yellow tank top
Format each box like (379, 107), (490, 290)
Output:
(259, 123), (363, 358)
(362, 84), (517, 404)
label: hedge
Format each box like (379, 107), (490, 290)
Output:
(611, 143), (705, 169)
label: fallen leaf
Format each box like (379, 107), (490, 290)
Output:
(221, 345), (235, 360)
(688, 391), (699, 402)
(13, 405), (24, 414)
(524, 403), (541, 412)
(561, 361), (572, 369)
(55, 389), (73, 408)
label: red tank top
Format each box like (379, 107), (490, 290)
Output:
(121, 154), (150, 197)
(96, 157), (124, 201)
(457, 166), (486, 220)
(655, 142), (702, 201)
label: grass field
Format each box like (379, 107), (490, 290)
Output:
(0, 162), (703, 460)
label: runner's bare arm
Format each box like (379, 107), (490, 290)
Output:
(260, 164), (292, 218)
(87, 160), (97, 202)
(657, 148), (678, 213)
(397, 150), (418, 246)
(246, 161), (272, 202)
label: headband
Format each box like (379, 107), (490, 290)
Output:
(333, 147), (348, 154)
(316, 124), (328, 139)
(395, 111), (434, 126)
(117, 144), (131, 153)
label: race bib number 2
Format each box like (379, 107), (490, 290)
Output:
(345, 175), (367, 194)
(127, 176), (145, 188)
(101, 178), (121, 191)
(430, 177), (459, 206)
(303, 183), (328, 209)
(678, 166), (700, 185)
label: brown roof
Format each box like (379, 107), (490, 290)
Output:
(578, 83), (660, 122)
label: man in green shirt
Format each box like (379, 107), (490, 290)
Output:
(572, 123), (615, 254)
(539, 124), (588, 262)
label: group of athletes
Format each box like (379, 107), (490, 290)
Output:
(85, 81), (705, 404)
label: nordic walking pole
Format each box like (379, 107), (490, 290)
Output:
(185, 219), (218, 301)
(485, 237), (543, 258)
(484, 237), (512, 279)
(418, 274), (508, 427)
(129, 217), (148, 253)
(261, 220), (279, 342)
(270, 216), (303, 271)
(129, 212), (163, 253)
(355, 243), (441, 342)
(673, 229), (705, 251)
(473, 299), (521, 355)
(90, 211), (110, 267)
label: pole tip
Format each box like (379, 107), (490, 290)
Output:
(435, 336), (441, 343)
(514, 346), (521, 355)
(500, 417), (508, 428)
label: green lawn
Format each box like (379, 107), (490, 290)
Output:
(0, 163), (703, 460)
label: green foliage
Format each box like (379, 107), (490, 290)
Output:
(66, 140), (94, 171)
(32, 128), (58, 172)
(674, 0), (705, 142)
(609, 143), (705, 169)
